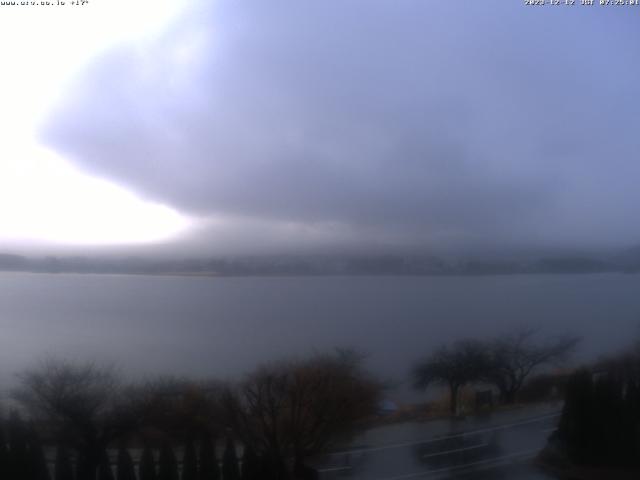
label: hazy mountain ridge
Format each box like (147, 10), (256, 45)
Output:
(1, 248), (639, 276)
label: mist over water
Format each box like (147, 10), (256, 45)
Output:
(2, 272), (638, 399)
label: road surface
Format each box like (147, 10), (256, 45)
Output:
(313, 404), (561, 480)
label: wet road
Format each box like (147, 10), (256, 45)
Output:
(314, 405), (561, 480)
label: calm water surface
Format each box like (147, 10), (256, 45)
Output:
(1, 273), (639, 398)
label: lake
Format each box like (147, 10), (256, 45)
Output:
(1, 272), (639, 399)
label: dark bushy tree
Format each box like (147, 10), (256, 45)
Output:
(158, 443), (179, 480)
(28, 431), (51, 480)
(222, 438), (240, 480)
(97, 449), (114, 480)
(77, 449), (97, 480)
(0, 423), (7, 480)
(54, 446), (74, 480)
(139, 446), (156, 480)
(182, 438), (197, 480)
(198, 432), (219, 480)
(556, 346), (640, 468)
(293, 460), (319, 480)
(557, 369), (597, 464)
(256, 456), (287, 480)
(240, 445), (259, 480)
(116, 447), (136, 480)
(7, 411), (31, 480)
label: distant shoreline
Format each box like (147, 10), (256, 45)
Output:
(2, 250), (640, 278)
(0, 269), (637, 279)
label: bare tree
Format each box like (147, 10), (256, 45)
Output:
(223, 350), (381, 478)
(412, 340), (490, 416)
(484, 328), (579, 404)
(13, 359), (139, 480)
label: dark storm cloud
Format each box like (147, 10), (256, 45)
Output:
(41, 0), (640, 251)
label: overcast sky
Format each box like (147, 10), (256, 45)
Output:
(2, 0), (640, 255)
